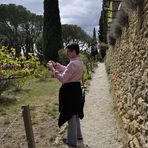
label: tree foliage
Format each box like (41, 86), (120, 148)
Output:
(35, 33), (44, 62)
(99, 10), (104, 42)
(0, 4), (43, 57)
(43, 0), (62, 63)
(0, 46), (40, 79)
(93, 27), (97, 42)
(35, 24), (91, 62)
(22, 13), (43, 59)
(0, 46), (40, 94)
(62, 24), (91, 46)
(92, 27), (97, 45)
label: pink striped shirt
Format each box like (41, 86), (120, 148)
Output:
(53, 57), (83, 84)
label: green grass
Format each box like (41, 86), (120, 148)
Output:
(0, 77), (60, 115)
(17, 78), (60, 97)
(44, 104), (58, 118)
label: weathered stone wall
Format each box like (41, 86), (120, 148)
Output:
(106, 0), (148, 147)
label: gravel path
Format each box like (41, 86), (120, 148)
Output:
(80, 63), (124, 148)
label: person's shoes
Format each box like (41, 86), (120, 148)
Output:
(63, 138), (68, 145)
(62, 138), (77, 147)
(77, 137), (83, 140)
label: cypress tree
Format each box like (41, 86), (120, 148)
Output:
(99, 10), (104, 42)
(93, 27), (97, 43)
(43, 0), (62, 63)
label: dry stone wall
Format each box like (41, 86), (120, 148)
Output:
(106, 0), (148, 147)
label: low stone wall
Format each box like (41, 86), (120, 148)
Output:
(106, 0), (148, 147)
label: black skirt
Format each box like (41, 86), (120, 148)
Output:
(58, 82), (84, 127)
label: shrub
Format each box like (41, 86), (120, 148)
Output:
(0, 46), (40, 95)
(13, 77), (27, 91)
(33, 65), (50, 81)
(0, 80), (14, 96)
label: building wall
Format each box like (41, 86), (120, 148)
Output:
(106, 0), (148, 147)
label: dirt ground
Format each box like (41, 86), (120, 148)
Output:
(54, 63), (125, 148)
(0, 96), (59, 148)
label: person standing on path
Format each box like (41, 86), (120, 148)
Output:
(48, 43), (84, 147)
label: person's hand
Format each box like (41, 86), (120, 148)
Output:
(47, 61), (55, 70)
(47, 63), (53, 70)
(50, 70), (55, 78)
(51, 70), (59, 78)
(50, 60), (56, 65)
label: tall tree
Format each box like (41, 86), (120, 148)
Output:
(0, 4), (28, 56)
(0, 4), (43, 57)
(22, 13), (43, 59)
(43, 0), (62, 63)
(98, 0), (109, 43)
(98, 10), (104, 42)
(62, 24), (91, 46)
(35, 24), (91, 62)
(92, 27), (97, 43)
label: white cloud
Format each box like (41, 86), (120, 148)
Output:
(0, 0), (102, 36)
(59, 0), (102, 36)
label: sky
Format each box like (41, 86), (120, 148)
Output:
(0, 0), (102, 37)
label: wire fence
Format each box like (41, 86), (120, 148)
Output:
(0, 104), (59, 148)
(0, 109), (22, 143)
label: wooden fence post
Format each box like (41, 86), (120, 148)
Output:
(22, 105), (36, 148)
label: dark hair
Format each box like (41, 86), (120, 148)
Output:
(66, 43), (80, 55)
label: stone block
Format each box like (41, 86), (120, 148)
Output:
(129, 141), (134, 148)
(133, 137), (140, 148)
(145, 143), (148, 148)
